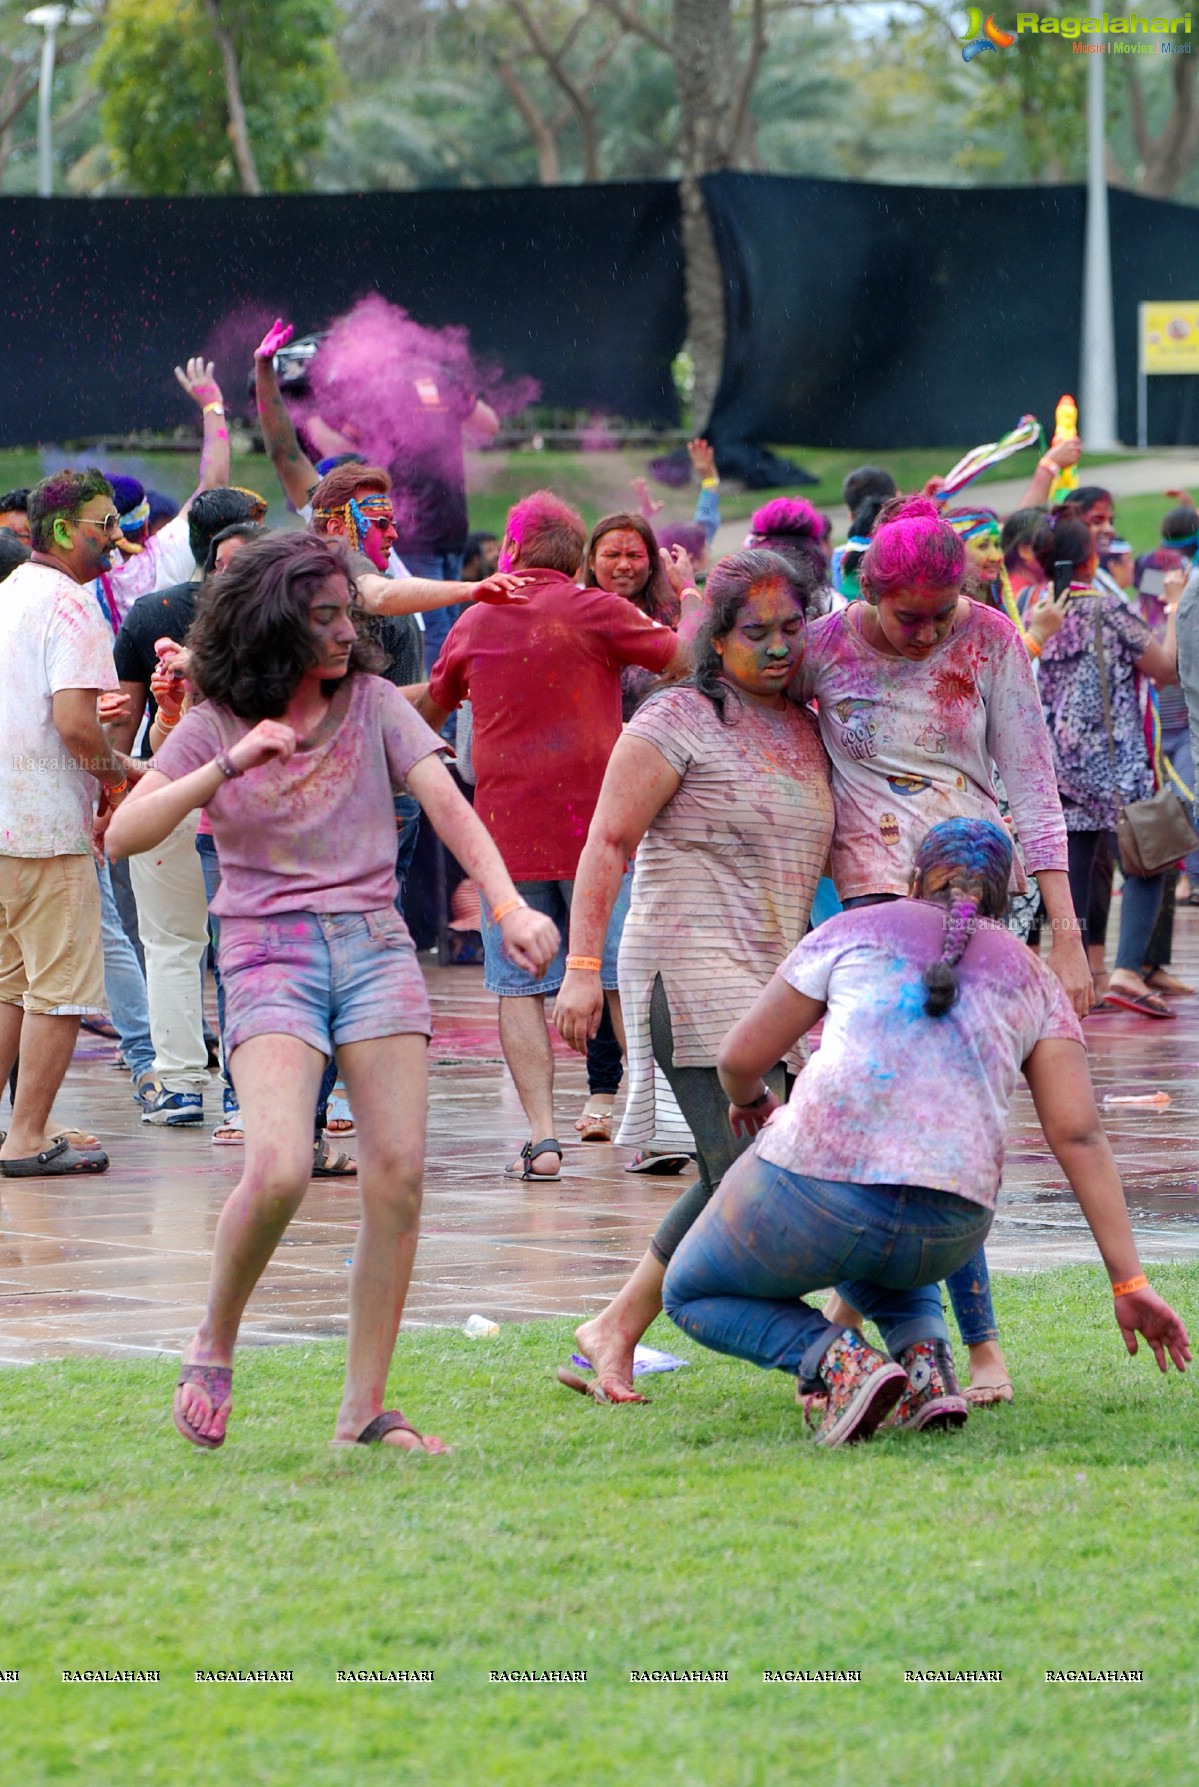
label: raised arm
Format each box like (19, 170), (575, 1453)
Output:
(552, 736), (683, 1053)
(1023, 1038), (1189, 1371)
(253, 319), (320, 511)
(1015, 434), (1082, 511)
(173, 357), (232, 501)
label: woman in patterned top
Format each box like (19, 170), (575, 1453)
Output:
(553, 550), (834, 1402)
(1033, 515), (1179, 1018)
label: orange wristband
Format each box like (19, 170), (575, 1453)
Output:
(1025, 637), (1042, 659)
(1112, 1274), (1149, 1298)
(565, 955), (602, 973)
(491, 897), (526, 924)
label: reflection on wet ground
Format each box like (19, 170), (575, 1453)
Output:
(1, 934), (1197, 1364)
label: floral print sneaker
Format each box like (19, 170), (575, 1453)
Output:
(891, 1339), (969, 1432)
(808, 1329), (908, 1448)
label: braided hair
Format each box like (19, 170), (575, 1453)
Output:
(910, 819), (1013, 1018)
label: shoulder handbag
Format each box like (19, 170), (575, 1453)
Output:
(1092, 602), (1199, 877)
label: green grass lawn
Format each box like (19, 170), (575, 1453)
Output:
(2, 1265), (1197, 1784)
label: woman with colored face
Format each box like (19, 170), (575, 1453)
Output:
(107, 532), (557, 1456)
(585, 512), (676, 622)
(551, 551), (834, 1402)
(794, 493), (1088, 1407)
(945, 506), (1067, 660)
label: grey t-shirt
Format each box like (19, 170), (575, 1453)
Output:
(347, 549), (423, 689)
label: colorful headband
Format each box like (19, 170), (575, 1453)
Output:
(946, 513), (1000, 542)
(119, 499), (150, 532)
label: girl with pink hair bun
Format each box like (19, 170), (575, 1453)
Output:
(747, 497), (833, 605)
(793, 491), (1090, 1407)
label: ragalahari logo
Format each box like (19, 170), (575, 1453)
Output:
(960, 8), (1018, 56)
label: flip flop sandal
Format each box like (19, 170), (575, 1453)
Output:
(556, 1365), (647, 1405)
(1144, 969), (1195, 996)
(624, 1151), (691, 1175)
(332, 1410), (448, 1453)
(173, 1363), (232, 1449)
(312, 1135), (357, 1177)
(504, 1138), (562, 1180)
(1102, 989), (1177, 1019)
(965, 1379), (1014, 1408)
(0, 1138), (109, 1177)
(0, 1127), (102, 1151)
(211, 1112), (246, 1146)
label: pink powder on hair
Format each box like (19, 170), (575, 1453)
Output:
(750, 497), (825, 538)
(860, 495), (964, 598)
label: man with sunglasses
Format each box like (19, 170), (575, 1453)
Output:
(0, 470), (131, 1176)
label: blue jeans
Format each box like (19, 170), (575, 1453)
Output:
(96, 858), (155, 1084)
(480, 874), (625, 997)
(315, 799), (421, 1130)
(663, 1150), (992, 1389)
(403, 550), (466, 674)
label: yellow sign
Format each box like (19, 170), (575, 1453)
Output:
(1140, 302), (1199, 372)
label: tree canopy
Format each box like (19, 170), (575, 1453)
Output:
(91, 0), (337, 195)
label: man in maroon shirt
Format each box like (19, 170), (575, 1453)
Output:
(420, 490), (697, 1180)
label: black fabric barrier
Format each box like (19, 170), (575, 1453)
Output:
(702, 171), (1088, 450)
(1109, 186), (1199, 446)
(0, 183), (684, 446)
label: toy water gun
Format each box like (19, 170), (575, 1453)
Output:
(1047, 394), (1079, 506)
(935, 414), (1043, 501)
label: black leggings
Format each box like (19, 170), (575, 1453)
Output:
(647, 975), (787, 1266)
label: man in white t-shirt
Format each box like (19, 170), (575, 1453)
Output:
(0, 470), (129, 1176)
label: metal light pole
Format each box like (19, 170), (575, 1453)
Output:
(1081, 50), (1120, 449)
(24, 5), (91, 198)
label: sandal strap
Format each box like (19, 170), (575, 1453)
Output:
(356, 1410), (419, 1446)
(528, 1137), (562, 1162)
(177, 1364), (233, 1402)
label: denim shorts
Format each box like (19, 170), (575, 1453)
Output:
(218, 908), (432, 1059)
(479, 868), (632, 997)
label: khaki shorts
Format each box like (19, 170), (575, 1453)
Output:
(0, 854), (104, 1016)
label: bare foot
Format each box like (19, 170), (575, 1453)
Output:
(573, 1314), (647, 1403)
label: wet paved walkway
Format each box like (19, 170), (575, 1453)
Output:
(2, 921), (1199, 1365)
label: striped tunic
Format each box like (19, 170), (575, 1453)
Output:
(615, 684), (834, 1147)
